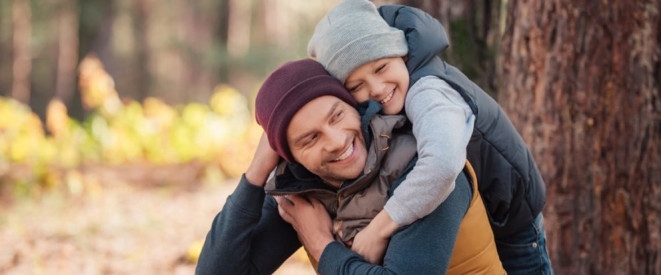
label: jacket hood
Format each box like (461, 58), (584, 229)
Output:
(378, 5), (449, 84)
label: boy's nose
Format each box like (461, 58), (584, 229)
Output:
(369, 81), (387, 98)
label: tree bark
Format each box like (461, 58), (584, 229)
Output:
(55, 0), (79, 103)
(216, 0), (230, 83)
(227, 0), (251, 57)
(132, 0), (151, 101)
(11, 0), (31, 105)
(499, 0), (661, 274)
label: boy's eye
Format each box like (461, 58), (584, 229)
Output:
(347, 83), (362, 93)
(375, 64), (387, 73)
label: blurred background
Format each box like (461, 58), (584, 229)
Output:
(1, 0), (659, 274)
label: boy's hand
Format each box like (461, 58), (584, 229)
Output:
(351, 209), (399, 264)
(276, 195), (334, 262)
(245, 132), (280, 186)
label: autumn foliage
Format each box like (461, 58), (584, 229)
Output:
(0, 55), (261, 197)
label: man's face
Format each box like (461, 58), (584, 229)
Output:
(344, 56), (410, 115)
(287, 96), (367, 187)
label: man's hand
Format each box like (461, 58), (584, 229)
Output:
(245, 132), (280, 186)
(276, 195), (334, 262)
(351, 209), (399, 264)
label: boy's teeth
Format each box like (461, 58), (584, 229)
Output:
(334, 143), (354, 161)
(380, 91), (394, 104)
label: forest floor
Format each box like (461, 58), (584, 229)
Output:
(0, 173), (315, 275)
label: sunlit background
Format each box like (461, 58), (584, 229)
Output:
(3, 0), (503, 272)
(1, 0), (350, 274)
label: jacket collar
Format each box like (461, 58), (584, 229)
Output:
(378, 5), (449, 84)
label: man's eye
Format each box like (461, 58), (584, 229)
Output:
(303, 134), (317, 146)
(330, 110), (344, 125)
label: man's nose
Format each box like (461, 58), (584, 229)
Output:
(324, 128), (345, 153)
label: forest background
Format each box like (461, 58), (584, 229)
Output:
(0, 0), (659, 274)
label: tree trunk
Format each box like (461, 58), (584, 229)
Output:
(55, 0), (79, 103)
(1, 2), (11, 95)
(132, 0), (151, 101)
(227, 0), (251, 57)
(499, 0), (661, 274)
(217, 0), (230, 83)
(11, 0), (31, 105)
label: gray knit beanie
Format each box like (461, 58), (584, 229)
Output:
(308, 0), (408, 84)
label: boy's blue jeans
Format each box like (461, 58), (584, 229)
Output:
(496, 213), (553, 275)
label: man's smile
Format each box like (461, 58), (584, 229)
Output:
(333, 141), (355, 162)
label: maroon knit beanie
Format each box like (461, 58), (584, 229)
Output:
(255, 59), (357, 162)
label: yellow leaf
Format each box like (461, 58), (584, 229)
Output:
(46, 98), (70, 137)
(186, 239), (205, 263)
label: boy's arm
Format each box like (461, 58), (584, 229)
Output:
(195, 175), (302, 275)
(376, 4), (474, 229)
(383, 76), (474, 227)
(352, 75), (474, 261)
(353, 83), (472, 256)
(350, 209), (399, 264)
(316, 172), (473, 274)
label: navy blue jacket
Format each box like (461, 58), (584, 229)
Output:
(378, 5), (546, 238)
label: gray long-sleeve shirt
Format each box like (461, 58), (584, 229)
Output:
(384, 75), (475, 226)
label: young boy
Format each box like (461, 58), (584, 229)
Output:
(308, 0), (551, 274)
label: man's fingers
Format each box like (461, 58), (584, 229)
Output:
(275, 196), (294, 206)
(286, 194), (309, 206)
(309, 197), (325, 209)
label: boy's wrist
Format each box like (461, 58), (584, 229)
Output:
(370, 210), (399, 239)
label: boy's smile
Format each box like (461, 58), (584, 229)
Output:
(344, 57), (410, 115)
(379, 88), (395, 105)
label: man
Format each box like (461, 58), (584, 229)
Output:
(195, 59), (501, 275)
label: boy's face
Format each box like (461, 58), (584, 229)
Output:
(344, 57), (410, 115)
(287, 95), (367, 187)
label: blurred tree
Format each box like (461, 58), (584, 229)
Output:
(131, 0), (150, 101)
(74, 0), (116, 120)
(0, 2), (12, 95)
(499, 0), (661, 274)
(55, 0), (79, 104)
(79, 0), (115, 75)
(217, 0), (230, 82)
(11, 0), (31, 105)
(1, 0), (341, 119)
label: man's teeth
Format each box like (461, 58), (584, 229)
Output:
(334, 143), (354, 161)
(380, 90), (394, 104)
